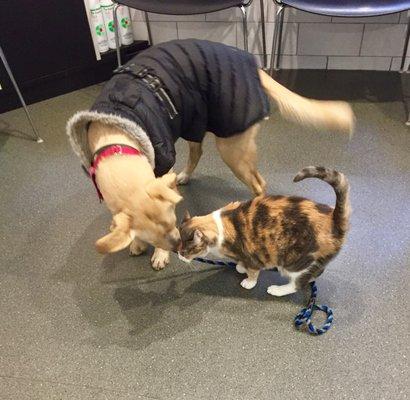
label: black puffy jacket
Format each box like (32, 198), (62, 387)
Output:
(70, 39), (270, 176)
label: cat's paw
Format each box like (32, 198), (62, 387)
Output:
(151, 248), (170, 270)
(267, 284), (296, 297)
(236, 263), (247, 274)
(240, 278), (257, 290)
(176, 171), (190, 185)
(129, 239), (147, 256)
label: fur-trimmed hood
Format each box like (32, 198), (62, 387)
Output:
(66, 110), (155, 169)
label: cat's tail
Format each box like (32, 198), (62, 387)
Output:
(293, 166), (350, 240)
(258, 69), (355, 136)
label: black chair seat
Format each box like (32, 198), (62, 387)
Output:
(117, 0), (248, 15)
(281, 0), (410, 17)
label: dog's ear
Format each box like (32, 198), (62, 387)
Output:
(160, 172), (178, 189)
(95, 212), (134, 253)
(182, 210), (191, 223)
(146, 175), (182, 204)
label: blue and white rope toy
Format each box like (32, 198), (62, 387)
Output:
(194, 257), (334, 336)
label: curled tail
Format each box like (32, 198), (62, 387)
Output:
(293, 166), (350, 240)
(258, 70), (355, 136)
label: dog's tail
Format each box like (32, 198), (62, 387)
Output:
(258, 70), (355, 136)
(293, 166), (350, 241)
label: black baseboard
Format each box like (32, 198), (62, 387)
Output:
(2, 64), (406, 114)
(272, 69), (405, 102)
(0, 40), (149, 114)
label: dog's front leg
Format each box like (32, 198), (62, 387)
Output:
(151, 248), (170, 270)
(129, 237), (148, 256)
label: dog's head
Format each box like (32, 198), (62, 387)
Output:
(95, 173), (182, 253)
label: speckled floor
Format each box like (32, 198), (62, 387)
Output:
(0, 74), (409, 400)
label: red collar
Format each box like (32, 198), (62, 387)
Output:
(88, 144), (142, 202)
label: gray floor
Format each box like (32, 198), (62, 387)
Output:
(0, 81), (409, 400)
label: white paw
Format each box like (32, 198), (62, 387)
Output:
(236, 263), (247, 274)
(129, 240), (146, 256)
(176, 171), (190, 185)
(240, 278), (257, 290)
(151, 249), (170, 270)
(267, 284), (296, 297)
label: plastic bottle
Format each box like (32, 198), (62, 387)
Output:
(116, 5), (134, 46)
(89, 0), (109, 53)
(101, 0), (117, 49)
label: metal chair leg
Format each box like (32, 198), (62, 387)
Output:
(276, 5), (285, 69)
(260, 0), (267, 69)
(113, 3), (122, 68)
(0, 45), (43, 143)
(144, 11), (153, 45)
(240, 5), (249, 52)
(400, 15), (410, 125)
(400, 15), (410, 72)
(269, 4), (284, 75)
(406, 68), (410, 125)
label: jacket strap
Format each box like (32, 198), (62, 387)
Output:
(114, 64), (178, 120)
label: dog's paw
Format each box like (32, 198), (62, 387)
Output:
(129, 239), (147, 256)
(176, 171), (190, 185)
(236, 263), (247, 274)
(151, 248), (170, 270)
(240, 278), (257, 290)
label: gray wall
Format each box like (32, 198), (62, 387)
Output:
(131, 2), (409, 71)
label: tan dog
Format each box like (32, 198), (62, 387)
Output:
(87, 121), (182, 269)
(85, 69), (353, 270)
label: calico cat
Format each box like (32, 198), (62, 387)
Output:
(178, 166), (350, 296)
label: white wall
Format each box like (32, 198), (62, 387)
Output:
(130, 2), (409, 71)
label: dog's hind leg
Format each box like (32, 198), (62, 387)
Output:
(215, 124), (266, 196)
(177, 141), (203, 185)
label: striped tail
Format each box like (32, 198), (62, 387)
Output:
(293, 166), (350, 240)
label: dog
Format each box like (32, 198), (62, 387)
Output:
(67, 39), (354, 270)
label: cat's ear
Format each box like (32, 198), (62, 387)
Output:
(193, 229), (203, 244)
(182, 210), (191, 223)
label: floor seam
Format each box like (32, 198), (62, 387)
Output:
(0, 374), (161, 400)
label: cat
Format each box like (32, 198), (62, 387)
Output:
(178, 166), (350, 296)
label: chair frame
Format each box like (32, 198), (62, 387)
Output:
(269, 0), (410, 75)
(113, 0), (262, 69)
(0, 45), (43, 143)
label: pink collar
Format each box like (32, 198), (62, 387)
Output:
(89, 144), (142, 201)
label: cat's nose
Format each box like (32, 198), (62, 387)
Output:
(168, 229), (181, 252)
(171, 237), (181, 252)
(176, 240), (182, 252)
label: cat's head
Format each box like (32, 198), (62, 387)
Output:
(178, 211), (212, 262)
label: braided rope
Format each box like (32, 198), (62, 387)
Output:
(194, 257), (237, 268)
(293, 282), (333, 335)
(193, 257), (334, 335)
